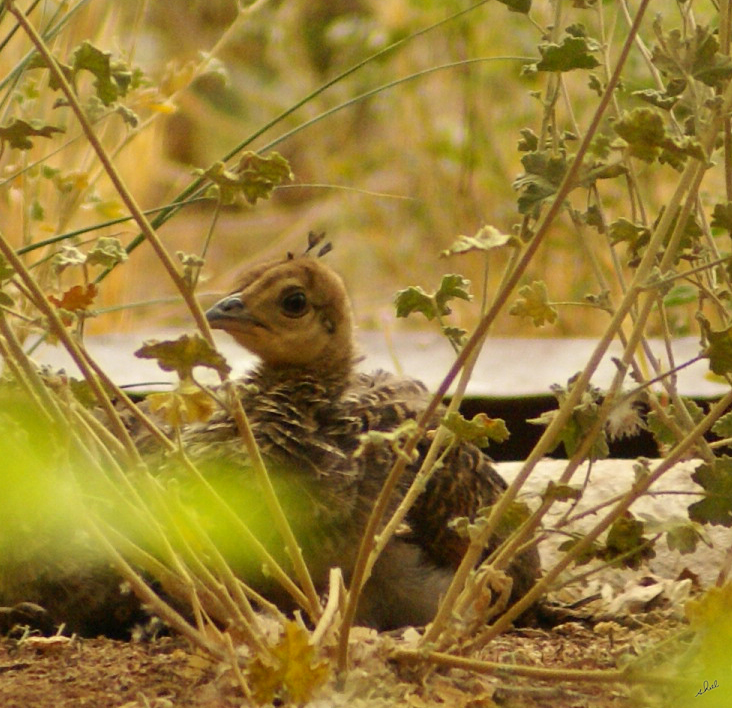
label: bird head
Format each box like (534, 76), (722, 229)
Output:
(205, 254), (354, 374)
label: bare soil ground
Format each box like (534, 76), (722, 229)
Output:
(0, 613), (685, 708)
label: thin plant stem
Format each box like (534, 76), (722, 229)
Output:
(10, 2), (325, 622)
(6, 1), (215, 346)
(0, 229), (141, 462)
(417, 0), (653, 649)
(84, 515), (227, 660)
(224, 380), (322, 621)
(462, 38), (732, 638)
(484, 386), (732, 642)
(391, 648), (691, 689)
(0, 311), (59, 424)
(92, 2), (506, 276)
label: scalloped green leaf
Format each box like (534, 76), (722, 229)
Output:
(689, 457), (732, 527)
(0, 118), (63, 151)
(601, 513), (656, 569)
(199, 151), (293, 205)
(509, 281), (558, 327)
(713, 412), (732, 439)
(711, 202), (732, 233)
(86, 236), (128, 268)
(535, 35), (600, 72)
(72, 41), (134, 105)
(703, 323), (732, 376)
(442, 411), (509, 448)
(613, 108), (704, 168)
(541, 481), (583, 503)
(395, 274), (471, 320)
(441, 225), (518, 257)
(496, 0), (531, 13)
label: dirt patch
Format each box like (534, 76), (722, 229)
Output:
(0, 613), (686, 708)
(0, 635), (220, 708)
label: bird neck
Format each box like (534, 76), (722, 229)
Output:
(250, 354), (355, 395)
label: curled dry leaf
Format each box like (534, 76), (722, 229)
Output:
(135, 334), (231, 380)
(247, 621), (329, 706)
(48, 283), (98, 312)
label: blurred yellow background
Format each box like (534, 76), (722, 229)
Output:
(0, 1), (710, 339)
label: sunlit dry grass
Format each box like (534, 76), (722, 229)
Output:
(0, 0), (722, 339)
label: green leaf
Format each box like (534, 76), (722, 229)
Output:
(534, 34), (600, 73)
(30, 199), (44, 221)
(659, 136), (704, 171)
(177, 251), (205, 289)
(355, 419), (418, 462)
(26, 52), (74, 93)
(52, 245), (87, 272)
(529, 379), (609, 460)
(666, 523), (703, 554)
(608, 218), (650, 248)
(713, 412), (732, 439)
(612, 108), (666, 162)
(115, 104), (139, 128)
(561, 411), (609, 461)
(394, 285), (437, 320)
(689, 457), (732, 527)
(641, 513), (710, 554)
(584, 290), (612, 311)
(394, 274), (471, 320)
(702, 321), (732, 376)
(513, 151), (568, 215)
(584, 205), (603, 230)
(643, 267), (676, 297)
(541, 481), (582, 503)
(651, 24), (732, 90)
(441, 411), (509, 448)
(663, 284), (697, 308)
(441, 325), (467, 349)
(493, 500), (531, 538)
(558, 533), (600, 566)
(67, 377), (103, 408)
(0, 255), (15, 282)
(0, 118), (63, 151)
(580, 161), (627, 186)
(434, 274), (471, 313)
(587, 72), (604, 96)
(646, 410), (675, 448)
(601, 513), (655, 569)
(612, 108), (704, 168)
(135, 334), (231, 380)
(441, 225), (518, 257)
(496, 0), (531, 13)
(199, 152), (293, 205)
(72, 41), (134, 106)
(86, 236), (128, 268)
(711, 202), (732, 233)
(690, 27), (732, 87)
(647, 399), (704, 448)
(632, 88), (679, 110)
(588, 133), (612, 160)
(509, 281), (557, 327)
(517, 128), (538, 152)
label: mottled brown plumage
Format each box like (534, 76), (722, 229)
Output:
(202, 244), (540, 628)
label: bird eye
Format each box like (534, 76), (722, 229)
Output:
(280, 289), (308, 317)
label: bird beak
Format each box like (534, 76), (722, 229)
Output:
(206, 294), (251, 330)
